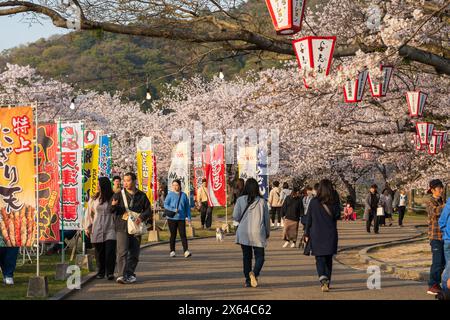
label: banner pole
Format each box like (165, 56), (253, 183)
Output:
(81, 124), (86, 256)
(58, 119), (65, 263)
(34, 102), (40, 277)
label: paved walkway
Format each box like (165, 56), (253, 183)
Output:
(67, 221), (433, 300)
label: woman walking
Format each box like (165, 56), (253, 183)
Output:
(397, 189), (408, 226)
(233, 178), (270, 288)
(281, 187), (304, 248)
(164, 179), (192, 258)
(304, 179), (340, 292)
(380, 189), (394, 227)
(85, 176), (117, 280)
(268, 181), (283, 228)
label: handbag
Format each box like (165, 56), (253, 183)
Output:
(303, 236), (312, 256)
(121, 190), (146, 235)
(163, 193), (182, 218)
(377, 206), (385, 216)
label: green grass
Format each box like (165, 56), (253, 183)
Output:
(0, 253), (91, 300)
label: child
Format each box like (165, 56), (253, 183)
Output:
(343, 202), (356, 221)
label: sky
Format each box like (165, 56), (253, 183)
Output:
(0, 14), (69, 51)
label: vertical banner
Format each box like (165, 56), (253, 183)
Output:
(168, 141), (190, 196)
(37, 123), (60, 242)
(257, 146), (269, 200)
(99, 135), (112, 178)
(83, 130), (100, 207)
(193, 151), (205, 198)
(60, 122), (83, 230)
(0, 106), (37, 247)
(152, 154), (158, 205)
(237, 146), (258, 181)
(137, 137), (153, 203)
(205, 144), (226, 207)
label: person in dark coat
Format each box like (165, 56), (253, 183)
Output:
(304, 179), (340, 292)
(281, 187), (304, 248)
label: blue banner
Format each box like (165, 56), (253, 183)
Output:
(99, 135), (112, 178)
(257, 147), (269, 200)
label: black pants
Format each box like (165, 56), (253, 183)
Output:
(200, 202), (213, 228)
(241, 245), (265, 283)
(398, 206), (406, 226)
(270, 207), (282, 223)
(93, 240), (116, 276)
(366, 210), (380, 233)
(429, 240), (446, 287)
(116, 232), (141, 278)
(168, 219), (188, 252)
(315, 255), (333, 283)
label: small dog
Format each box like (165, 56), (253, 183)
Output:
(216, 227), (225, 242)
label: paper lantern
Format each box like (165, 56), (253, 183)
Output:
(428, 134), (438, 155)
(416, 122), (434, 145)
(406, 91), (427, 117)
(343, 69), (369, 103)
(433, 131), (446, 150)
(293, 36), (336, 88)
(413, 134), (425, 151)
(265, 0), (307, 35)
(367, 65), (394, 97)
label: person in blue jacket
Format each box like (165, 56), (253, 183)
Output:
(439, 196), (450, 294)
(164, 179), (192, 258)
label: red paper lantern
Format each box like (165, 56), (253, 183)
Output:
(414, 134), (425, 151)
(293, 36), (336, 88)
(265, 0), (307, 35)
(428, 134), (438, 155)
(367, 65), (394, 97)
(416, 122), (434, 145)
(433, 131), (446, 150)
(406, 91), (427, 117)
(343, 69), (368, 103)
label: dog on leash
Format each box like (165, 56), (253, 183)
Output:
(216, 227), (225, 242)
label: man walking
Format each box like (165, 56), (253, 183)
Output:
(197, 178), (213, 229)
(365, 184), (380, 234)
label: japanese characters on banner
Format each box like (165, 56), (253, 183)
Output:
(257, 147), (269, 200)
(406, 91), (427, 118)
(237, 146), (258, 181)
(343, 69), (369, 103)
(293, 36), (336, 88)
(168, 141), (190, 196)
(152, 154), (158, 205)
(99, 135), (112, 178)
(83, 130), (100, 207)
(265, 0), (306, 35)
(37, 123), (60, 242)
(193, 151), (206, 198)
(367, 65), (394, 97)
(60, 122), (84, 230)
(0, 106), (37, 247)
(205, 144), (226, 207)
(136, 137), (153, 203)
(416, 122), (434, 145)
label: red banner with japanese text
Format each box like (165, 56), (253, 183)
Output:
(205, 144), (226, 207)
(0, 106), (37, 247)
(37, 123), (60, 242)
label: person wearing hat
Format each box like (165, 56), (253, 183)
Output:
(426, 179), (446, 295)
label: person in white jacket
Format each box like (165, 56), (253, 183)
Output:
(268, 181), (283, 228)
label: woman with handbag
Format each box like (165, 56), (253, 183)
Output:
(281, 187), (304, 248)
(304, 179), (340, 292)
(85, 177), (117, 280)
(233, 178), (270, 288)
(164, 179), (192, 258)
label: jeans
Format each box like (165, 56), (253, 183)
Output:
(366, 209), (379, 233)
(94, 240), (117, 276)
(0, 247), (19, 278)
(315, 255), (333, 283)
(241, 245), (265, 283)
(168, 219), (188, 252)
(442, 242), (450, 291)
(116, 232), (141, 278)
(429, 240), (445, 287)
(398, 206), (406, 226)
(200, 202), (213, 228)
(270, 207), (282, 223)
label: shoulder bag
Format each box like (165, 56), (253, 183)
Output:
(122, 190), (145, 235)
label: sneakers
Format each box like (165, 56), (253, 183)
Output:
(249, 271), (258, 288)
(170, 251), (176, 258)
(271, 222), (275, 227)
(184, 250), (192, 258)
(127, 275), (137, 284)
(95, 273), (105, 279)
(244, 281), (251, 288)
(290, 242), (296, 248)
(116, 276), (126, 284)
(4, 277), (14, 285)
(320, 279), (330, 292)
(107, 275), (115, 281)
(282, 241), (290, 248)
(427, 284), (442, 295)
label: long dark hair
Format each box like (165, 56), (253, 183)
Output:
(316, 179), (337, 206)
(94, 176), (114, 204)
(242, 178), (260, 205)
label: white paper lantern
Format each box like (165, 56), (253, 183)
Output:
(428, 134), (438, 155)
(343, 69), (368, 103)
(265, 0), (307, 35)
(293, 36), (337, 88)
(367, 65), (394, 97)
(416, 122), (434, 145)
(406, 91), (427, 117)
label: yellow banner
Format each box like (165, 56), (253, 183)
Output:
(0, 106), (37, 247)
(137, 150), (153, 205)
(83, 130), (100, 208)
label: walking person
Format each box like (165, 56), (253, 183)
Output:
(439, 196), (450, 297)
(233, 178), (270, 288)
(279, 182), (291, 228)
(112, 175), (122, 193)
(268, 181), (283, 228)
(164, 179), (192, 258)
(301, 186), (313, 228)
(196, 178), (213, 230)
(304, 179), (340, 292)
(232, 178), (245, 205)
(111, 172), (152, 284)
(0, 247), (19, 285)
(397, 189), (408, 226)
(281, 187), (304, 248)
(380, 189), (394, 227)
(365, 184), (381, 234)
(85, 177), (117, 280)
(426, 179), (446, 295)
